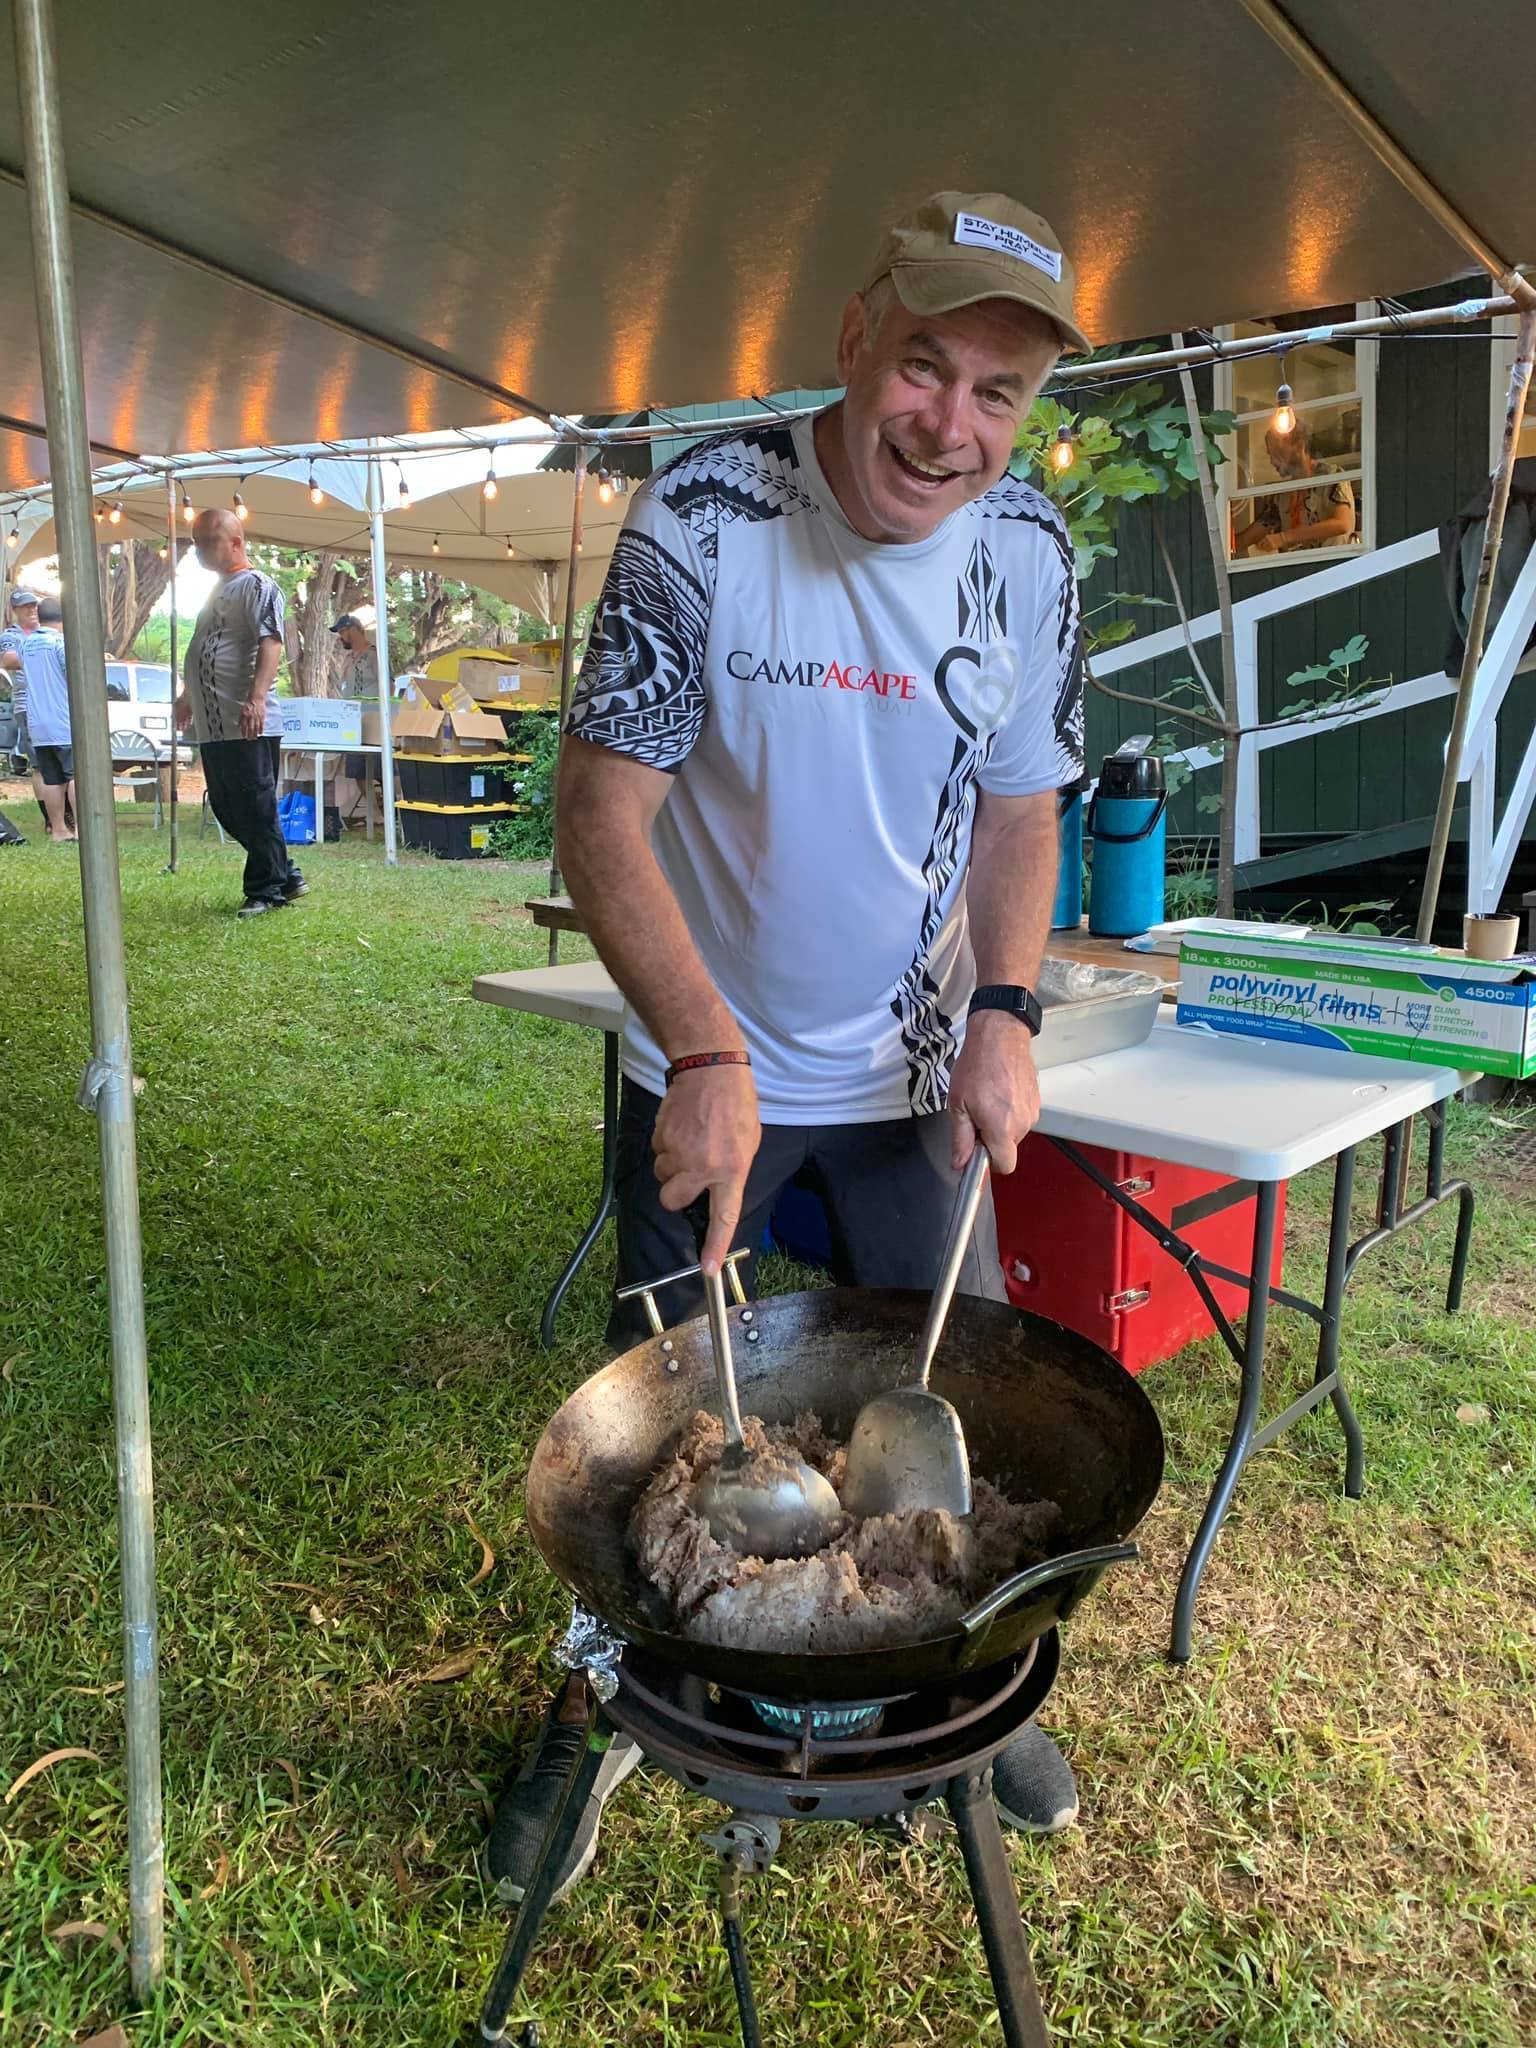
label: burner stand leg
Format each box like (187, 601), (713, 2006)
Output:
(476, 1703), (610, 2044)
(947, 1769), (1051, 2048)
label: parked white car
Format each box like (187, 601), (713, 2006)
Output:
(106, 661), (177, 760)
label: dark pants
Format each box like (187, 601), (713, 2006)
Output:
(608, 1079), (1007, 1346)
(200, 736), (303, 905)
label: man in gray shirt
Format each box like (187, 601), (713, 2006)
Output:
(176, 508), (306, 916)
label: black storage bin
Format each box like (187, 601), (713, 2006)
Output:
(395, 752), (514, 806)
(397, 800), (516, 859)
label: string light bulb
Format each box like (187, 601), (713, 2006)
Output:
(157, 541), (169, 561)
(181, 488), (195, 524)
(1050, 424), (1076, 473)
(482, 466), (499, 502)
(308, 464), (325, 506)
(504, 537), (516, 557)
(108, 500), (123, 525)
(233, 487), (249, 522)
(5, 521), (19, 550)
(1272, 382), (1295, 437)
(396, 463), (411, 510)
(431, 534), (441, 555)
(94, 499), (105, 523)
(596, 472), (614, 505)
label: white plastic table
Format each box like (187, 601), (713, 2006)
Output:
(1035, 1012), (1474, 1657)
(281, 742), (385, 845)
(473, 967), (1478, 1660)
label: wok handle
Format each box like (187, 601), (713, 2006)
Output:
(615, 1248), (749, 1337)
(958, 1541), (1139, 1635)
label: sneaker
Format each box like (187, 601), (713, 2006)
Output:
(283, 879), (309, 899)
(486, 1681), (641, 1904)
(990, 1725), (1079, 1836)
(236, 897), (288, 919)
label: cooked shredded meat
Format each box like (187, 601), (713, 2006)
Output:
(629, 1409), (1064, 1654)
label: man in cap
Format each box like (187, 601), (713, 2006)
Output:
(1, 586), (45, 816)
(329, 612), (378, 697)
(19, 596), (76, 843)
(488, 193), (1088, 1901)
(175, 507), (306, 916)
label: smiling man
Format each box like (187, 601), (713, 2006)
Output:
(488, 193), (1091, 1904)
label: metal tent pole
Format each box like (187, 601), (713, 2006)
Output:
(11, 0), (163, 2000)
(1415, 305), (1536, 940)
(164, 471), (179, 873)
(546, 443), (587, 964)
(367, 447), (398, 865)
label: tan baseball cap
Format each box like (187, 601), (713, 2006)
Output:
(865, 190), (1090, 355)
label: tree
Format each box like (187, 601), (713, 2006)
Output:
(1016, 357), (1379, 914)
(101, 540), (174, 658)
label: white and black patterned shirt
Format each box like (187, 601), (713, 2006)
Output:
(567, 412), (1081, 1122)
(183, 568), (286, 744)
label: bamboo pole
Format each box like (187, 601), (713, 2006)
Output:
(1175, 340), (1242, 915)
(1415, 304), (1536, 941)
(11, 0), (163, 1998)
(164, 472), (179, 873)
(546, 442), (587, 965)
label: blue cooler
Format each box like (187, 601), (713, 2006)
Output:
(1051, 779), (1088, 929)
(1087, 741), (1167, 938)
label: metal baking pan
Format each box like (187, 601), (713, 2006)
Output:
(1033, 958), (1171, 1070)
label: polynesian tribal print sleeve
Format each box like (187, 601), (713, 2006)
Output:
(974, 482), (1083, 795)
(564, 492), (713, 773)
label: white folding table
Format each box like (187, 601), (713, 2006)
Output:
(472, 966), (1478, 1661)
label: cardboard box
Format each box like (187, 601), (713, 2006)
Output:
(1176, 930), (1536, 1078)
(279, 697), (364, 747)
(389, 699), (506, 756)
(457, 652), (562, 711)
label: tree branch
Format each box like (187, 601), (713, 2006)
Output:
(1151, 504), (1222, 716)
(1085, 655), (1232, 736)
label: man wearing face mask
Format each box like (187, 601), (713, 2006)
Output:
(488, 192), (1088, 1904)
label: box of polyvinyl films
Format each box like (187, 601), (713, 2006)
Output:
(1175, 928), (1536, 1078)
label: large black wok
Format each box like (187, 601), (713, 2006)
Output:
(527, 1288), (1164, 1703)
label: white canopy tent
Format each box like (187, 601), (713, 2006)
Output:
(6, 0), (1536, 2007)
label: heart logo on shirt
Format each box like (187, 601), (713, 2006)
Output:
(935, 640), (1021, 740)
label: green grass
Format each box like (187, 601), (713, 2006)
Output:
(1, 813), (1533, 2047)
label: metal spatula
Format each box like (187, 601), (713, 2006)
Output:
(691, 1265), (843, 1561)
(839, 1147), (990, 1520)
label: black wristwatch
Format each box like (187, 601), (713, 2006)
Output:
(968, 983), (1043, 1036)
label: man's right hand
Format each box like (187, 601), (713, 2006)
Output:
(173, 693), (193, 732)
(651, 1064), (762, 1276)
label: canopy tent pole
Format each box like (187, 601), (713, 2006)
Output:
(545, 442), (587, 965)
(12, 0), (163, 1999)
(1415, 305), (1536, 939)
(367, 447), (398, 865)
(163, 471), (179, 873)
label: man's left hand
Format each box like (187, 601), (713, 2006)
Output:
(239, 691), (269, 739)
(947, 1008), (1041, 1176)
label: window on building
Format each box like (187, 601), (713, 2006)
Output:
(1216, 304), (1376, 570)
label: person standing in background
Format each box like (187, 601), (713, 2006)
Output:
(1, 586), (52, 830)
(329, 613), (378, 698)
(175, 508), (306, 918)
(19, 596), (76, 844)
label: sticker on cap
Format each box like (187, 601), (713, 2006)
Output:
(953, 211), (1062, 283)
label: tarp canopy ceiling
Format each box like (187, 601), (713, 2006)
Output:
(1, 0), (1532, 490)
(12, 465), (625, 621)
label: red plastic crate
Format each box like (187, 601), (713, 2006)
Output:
(992, 1134), (1287, 1375)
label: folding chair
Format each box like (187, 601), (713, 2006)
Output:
(111, 729), (164, 827)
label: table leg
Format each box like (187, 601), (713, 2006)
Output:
(366, 757), (374, 842)
(315, 750), (324, 849)
(1172, 1177), (1281, 1664)
(1315, 1147), (1366, 1498)
(539, 1030), (620, 1349)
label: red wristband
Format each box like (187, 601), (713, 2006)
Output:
(664, 1050), (752, 1087)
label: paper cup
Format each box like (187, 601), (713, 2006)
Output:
(1464, 912), (1520, 962)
